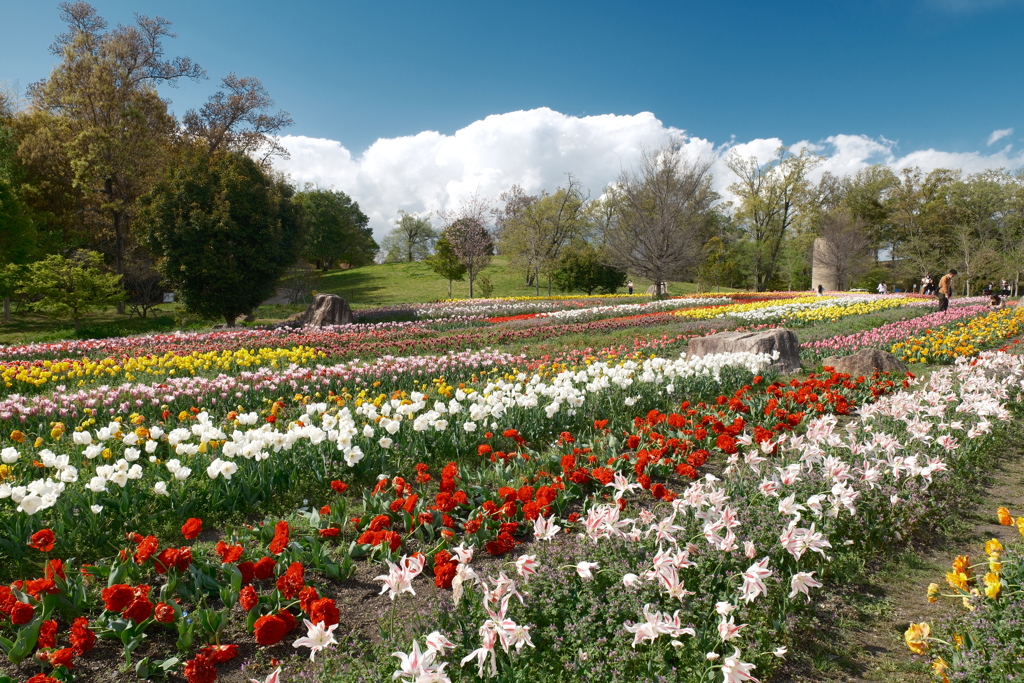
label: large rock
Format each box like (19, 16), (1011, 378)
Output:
(821, 348), (907, 376)
(687, 328), (802, 375)
(299, 294), (353, 326)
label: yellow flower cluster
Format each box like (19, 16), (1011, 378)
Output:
(440, 294), (647, 303)
(0, 346), (324, 390)
(785, 297), (908, 322)
(672, 296), (829, 320)
(892, 307), (1024, 364)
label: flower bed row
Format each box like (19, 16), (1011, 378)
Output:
(893, 307), (1024, 364)
(0, 348), (1018, 683)
(800, 305), (991, 361)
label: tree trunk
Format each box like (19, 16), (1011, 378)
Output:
(535, 266), (540, 296)
(448, 278), (453, 298)
(2, 296), (9, 323)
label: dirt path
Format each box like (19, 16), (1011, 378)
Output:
(788, 437), (1024, 682)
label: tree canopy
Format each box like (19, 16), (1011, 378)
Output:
(381, 211), (438, 263)
(295, 187), (377, 270)
(137, 150), (301, 324)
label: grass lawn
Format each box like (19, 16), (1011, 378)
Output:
(0, 257), (734, 343)
(314, 256), (739, 306)
(0, 307), (182, 345)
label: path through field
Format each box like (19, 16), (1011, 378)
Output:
(792, 433), (1024, 682)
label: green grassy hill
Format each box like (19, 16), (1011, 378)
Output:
(0, 257), (739, 344)
(313, 256), (736, 307)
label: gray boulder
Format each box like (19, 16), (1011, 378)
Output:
(821, 348), (907, 376)
(298, 293), (353, 326)
(687, 328), (802, 375)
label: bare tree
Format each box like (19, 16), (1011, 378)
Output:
(182, 73), (292, 165)
(952, 223), (998, 297)
(493, 185), (539, 286)
(281, 264), (321, 305)
(440, 195), (493, 298)
(726, 148), (819, 291)
(813, 210), (873, 291)
(603, 142), (719, 298)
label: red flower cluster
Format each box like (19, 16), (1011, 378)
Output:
(276, 561), (305, 599)
(101, 584), (153, 623)
(214, 541), (244, 564)
(183, 652), (218, 683)
(269, 520), (290, 555)
(609, 369), (905, 493)
(28, 529), (56, 552)
(181, 518), (203, 540)
(432, 550), (458, 589)
(253, 610), (296, 646)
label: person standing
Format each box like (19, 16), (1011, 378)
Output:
(877, 282), (887, 295)
(816, 284), (824, 296)
(1001, 279), (1009, 297)
(937, 269), (957, 312)
(627, 280), (634, 295)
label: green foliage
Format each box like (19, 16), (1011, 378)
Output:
(295, 187), (377, 269)
(381, 211), (438, 262)
(496, 179), (591, 293)
(0, 125), (36, 268)
(16, 251), (124, 330)
(727, 147), (819, 292)
(424, 236), (467, 297)
(550, 245), (626, 295)
(137, 149), (302, 325)
(475, 275), (495, 298)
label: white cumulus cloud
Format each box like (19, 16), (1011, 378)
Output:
(272, 108), (1024, 241)
(988, 127), (1014, 145)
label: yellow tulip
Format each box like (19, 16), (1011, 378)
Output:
(983, 572), (1001, 599)
(905, 622), (930, 654)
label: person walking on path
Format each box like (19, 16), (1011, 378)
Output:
(627, 280), (634, 295)
(937, 269), (957, 312)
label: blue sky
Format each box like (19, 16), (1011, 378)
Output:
(4, 0), (1022, 151)
(4, 0), (1024, 236)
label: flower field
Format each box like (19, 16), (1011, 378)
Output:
(0, 292), (1021, 683)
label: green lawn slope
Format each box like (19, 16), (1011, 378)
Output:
(314, 256), (737, 307)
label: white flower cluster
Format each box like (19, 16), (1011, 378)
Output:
(723, 296), (885, 322)
(532, 297), (731, 323)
